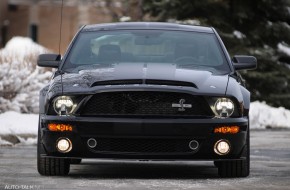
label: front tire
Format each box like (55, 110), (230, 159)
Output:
(217, 128), (250, 178)
(37, 125), (70, 176)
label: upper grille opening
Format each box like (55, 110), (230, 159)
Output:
(80, 91), (213, 118)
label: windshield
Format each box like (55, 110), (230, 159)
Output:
(63, 30), (230, 74)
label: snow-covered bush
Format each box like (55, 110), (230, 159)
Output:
(250, 101), (290, 129)
(0, 37), (53, 113)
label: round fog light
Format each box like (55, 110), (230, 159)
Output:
(214, 139), (230, 155)
(56, 138), (72, 153)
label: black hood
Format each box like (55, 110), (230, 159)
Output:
(49, 63), (229, 95)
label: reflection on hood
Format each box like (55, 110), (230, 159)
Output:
(49, 63), (229, 96)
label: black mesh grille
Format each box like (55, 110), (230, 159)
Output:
(80, 91), (213, 118)
(87, 138), (197, 153)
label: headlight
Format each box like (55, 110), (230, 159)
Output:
(214, 98), (234, 118)
(53, 96), (76, 116)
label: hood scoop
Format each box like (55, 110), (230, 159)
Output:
(91, 79), (197, 88)
(91, 79), (143, 86)
(146, 79), (197, 88)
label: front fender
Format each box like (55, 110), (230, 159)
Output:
(225, 77), (251, 116)
(39, 85), (49, 114)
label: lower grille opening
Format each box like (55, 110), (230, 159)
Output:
(86, 138), (200, 154)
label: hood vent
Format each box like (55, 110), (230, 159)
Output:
(91, 79), (143, 86)
(145, 79), (197, 88)
(91, 79), (197, 88)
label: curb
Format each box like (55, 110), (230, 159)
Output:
(0, 134), (37, 146)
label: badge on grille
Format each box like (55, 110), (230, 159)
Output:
(172, 99), (192, 111)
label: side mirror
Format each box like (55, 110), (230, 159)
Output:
(37, 54), (61, 68)
(232, 55), (257, 71)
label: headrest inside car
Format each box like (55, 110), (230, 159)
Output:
(98, 44), (121, 62)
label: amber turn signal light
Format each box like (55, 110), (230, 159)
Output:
(48, 123), (73, 132)
(214, 126), (239, 134)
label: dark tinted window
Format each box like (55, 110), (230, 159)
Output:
(63, 30), (230, 74)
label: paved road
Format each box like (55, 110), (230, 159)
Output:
(0, 130), (290, 190)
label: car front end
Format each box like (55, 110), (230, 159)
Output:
(37, 22), (256, 177)
(40, 86), (248, 161)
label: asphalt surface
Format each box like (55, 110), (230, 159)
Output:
(0, 130), (290, 190)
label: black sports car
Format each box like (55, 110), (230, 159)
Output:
(37, 22), (257, 177)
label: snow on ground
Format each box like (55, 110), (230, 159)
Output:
(0, 111), (38, 135)
(0, 137), (12, 146)
(0, 136), (37, 146)
(250, 101), (290, 129)
(0, 101), (290, 145)
(17, 136), (37, 146)
(0, 111), (38, 146)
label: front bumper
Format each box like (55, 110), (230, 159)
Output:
(39, 115), (248, 161)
